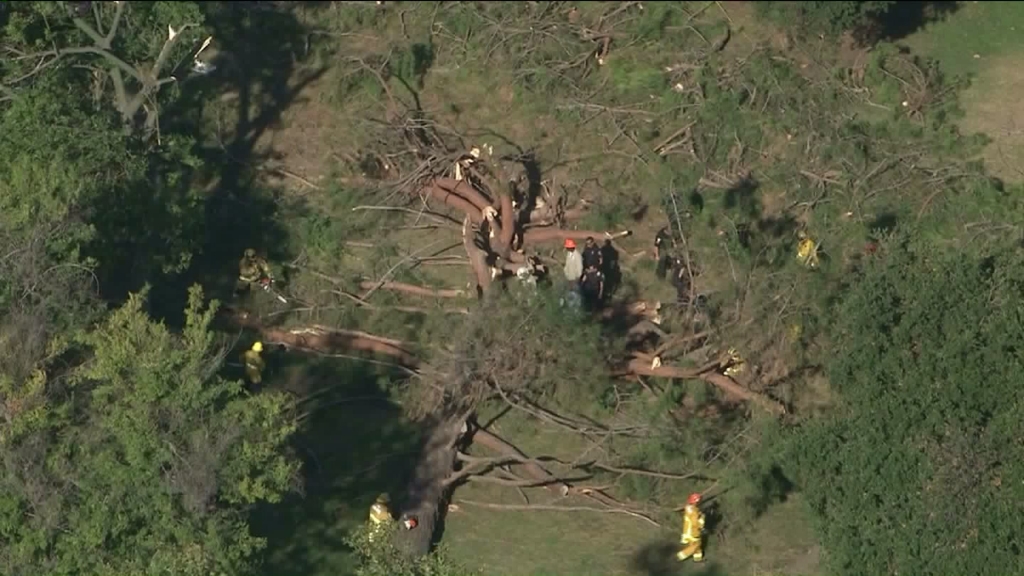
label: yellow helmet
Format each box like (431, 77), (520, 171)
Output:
(376, 493), (390, 504)
(252, 341), (263, 353)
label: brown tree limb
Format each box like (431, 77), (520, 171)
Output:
(357, 280), (466, 299)
(455, 499), (662, 528)
(433, 178), (493, 212)
(625, 358), (786, 414)
(471, 427), (571, 496)
(423, 182), (486, 224)
(220, 307), (419, 368)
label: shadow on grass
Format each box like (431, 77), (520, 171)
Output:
(877, 1), (959, 42)
(630, 540), (726, 576)
(249, 355), (422, 576)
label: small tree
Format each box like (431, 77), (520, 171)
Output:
(0, 285), (300, 576)
(343, 522), (472, 576)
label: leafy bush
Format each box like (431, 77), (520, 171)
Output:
(344, 522), (473, 576)
(789, 235), (1024, 576)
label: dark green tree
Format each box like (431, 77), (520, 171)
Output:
(0, 286), (299, 575)
(790, 236), (1024, 576)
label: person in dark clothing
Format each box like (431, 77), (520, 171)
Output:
(654, 227), (675, 260)
(655, 227), (676, 280)
(600, 239), (621, 297)
(580, 265), (605, 311)
(670, 257), (691, 305)
(582, 236), (603, 271)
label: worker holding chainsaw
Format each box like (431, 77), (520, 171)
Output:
(677, 493), (706, 563)
(238, 248), (274, 290)
(237, 248), (287, 303)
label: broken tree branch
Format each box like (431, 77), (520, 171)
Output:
(358, 280), (467, 299)
(626, 358), (786, 414)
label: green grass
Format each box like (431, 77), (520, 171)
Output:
(900, 2), (1024, 78)
(900, 1), (1024, 181)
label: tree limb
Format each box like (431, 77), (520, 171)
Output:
(357, 280), (467, 299)
(523, 228), (632, 245)
(456, 499), (662, 528)
(625, 358), (786, 414)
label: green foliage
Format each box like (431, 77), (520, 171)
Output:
(0, 71), (140, 233)
(756, 1), (896, 39)
(343, 523), (474, 576)
(0, 286), (299, 576)
(789, 236), (1024, 576)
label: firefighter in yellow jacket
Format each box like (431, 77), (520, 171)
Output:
(242, 342), (265, 386)
(369, 493), (393, 543)
(677, 492), (706, 563)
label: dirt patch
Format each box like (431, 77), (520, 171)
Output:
(253, 73), (344, 191)
(958, 53), (1024, 183)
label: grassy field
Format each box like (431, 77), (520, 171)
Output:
(238, 2), (1024, 575)
(900, 1), (1024, 181)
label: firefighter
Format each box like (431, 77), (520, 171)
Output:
(796, 231), (820, 269)
(723, 347), (746, 377)
(238, 248), (274, 292)
(677, 492), (706, 563)
(369, 493), (393, 543)
(242, 341), (265, 386)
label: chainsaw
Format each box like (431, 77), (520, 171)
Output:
(259, 277), (288, 304)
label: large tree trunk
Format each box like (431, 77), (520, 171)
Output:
(395, 414), (470, 556)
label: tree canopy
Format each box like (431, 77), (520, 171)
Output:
(791, 237), (1024, 576)
(0, 287), (299, 576)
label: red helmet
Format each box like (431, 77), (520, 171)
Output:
(687, 493), (702, 505)
(564, 238), (577, 249)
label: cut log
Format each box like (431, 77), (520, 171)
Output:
(220, 307), (420, 368)
(423, 181), (485, 223)
(433, 178), (493, 213)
